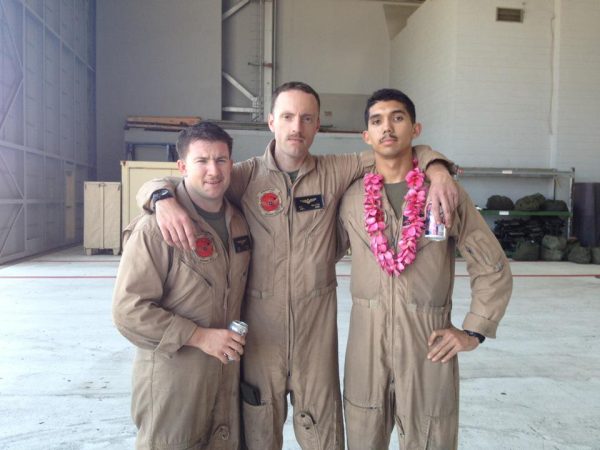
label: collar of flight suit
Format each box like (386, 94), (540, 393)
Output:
(175, 179), (237, 237)
(262, 139), (317, 180)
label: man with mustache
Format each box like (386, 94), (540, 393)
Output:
(338, 89), (512, 449)
(136, 82), (458, 449)
(113, 122), (251, 449)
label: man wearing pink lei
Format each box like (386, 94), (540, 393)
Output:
(136, 82), (458, 450)
(338, 89), (513, 450)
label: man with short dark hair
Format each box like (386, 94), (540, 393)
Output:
(136, 82), (458, 449)
(113, 122), (251, 449)
(338, 89), (512, 449)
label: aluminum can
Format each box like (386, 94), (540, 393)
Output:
(227, 320), (248, 361)
(424, 205), (446, 241)
(228, 320), (248, 336)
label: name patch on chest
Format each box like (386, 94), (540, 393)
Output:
(294, 194), (324, 212)
(233, 235), (252, 253)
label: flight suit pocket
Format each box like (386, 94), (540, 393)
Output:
(293, 411), (321, 450)
(421, 357), (458, 417)
(407, 247), (453, 309)
(343, 397), (386, 450)
(242, 401), (273, 450)
(178, 257), (214, 288)
(244, 208), (275, 296)
(170, 257), (215, 326)
(344, 296), (384, 407)
(462, 229), (506, 276)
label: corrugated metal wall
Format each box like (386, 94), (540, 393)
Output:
(0, 0), (95, 264)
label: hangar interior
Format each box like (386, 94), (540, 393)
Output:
(0, 1), (599, 449)
(0, 0), (599, 263)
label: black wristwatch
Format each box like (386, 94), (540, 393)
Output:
(464, 330), (485, 344)
(151, 189), (174, 207)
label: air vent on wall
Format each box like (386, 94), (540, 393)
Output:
(496, 7), (524, 23)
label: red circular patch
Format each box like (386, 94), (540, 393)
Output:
(260, 192), (280, 212)
(195, 237), (214, 258)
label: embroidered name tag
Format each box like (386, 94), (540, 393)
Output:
(233, 235), (252, 253)
(294, 194), (324, 212)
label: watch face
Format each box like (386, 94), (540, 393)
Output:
(154, 189), (172, 201)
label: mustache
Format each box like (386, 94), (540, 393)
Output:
(379, 133), (398, 143)
(287, 134), (305, 140)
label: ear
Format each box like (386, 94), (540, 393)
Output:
(362, 130), (373, 146)
(412, 122), (422, 139)
(177, 159), (187, 176)
(268, 113), (275, 132)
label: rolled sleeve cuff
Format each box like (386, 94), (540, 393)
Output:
(154, 316), (198, 356)
(462, 312), (499, 339)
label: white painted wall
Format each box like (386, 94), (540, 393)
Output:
(277, 0), (390, 94)
(277, 0), (391, 130)
(453, 0), (554, 168)
(390, 0), (457, 155)
(96, 0), (222, 181)
(390, 0), (599, 188)
(555, 0), (600, 182)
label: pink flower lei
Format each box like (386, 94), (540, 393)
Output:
(363, 159), (427, 276)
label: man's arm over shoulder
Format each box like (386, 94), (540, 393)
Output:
(413, 145), (458, 174)
(136, 176), (181, 212)
(318, 151), (372, 196)
(112, 223), (197, 356)
(136, 176), (196, 251)
(414, 145), (459, 228)
(454, 186), (513, 338)
(226, 158), (255, 206)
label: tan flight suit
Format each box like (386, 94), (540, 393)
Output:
(338, 179), (512, 450)
(137, 142), (450, 450)
(113, 180), (251, 450)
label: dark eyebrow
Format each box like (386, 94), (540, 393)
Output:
(370, 109), (406, 120)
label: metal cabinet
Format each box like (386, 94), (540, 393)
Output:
(84, 182), (122, 255)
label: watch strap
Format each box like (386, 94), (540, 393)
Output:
(464, 329), (485, 344)
(151, 189), (174, 209)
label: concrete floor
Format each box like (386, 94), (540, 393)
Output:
(1, 245), (599, 450)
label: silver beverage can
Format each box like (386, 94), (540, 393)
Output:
(424, 205), (446, 241)
(228, 320), (248, 336)
(227, 320), (248, 361)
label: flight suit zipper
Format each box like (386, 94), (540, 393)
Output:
(206, 217), (231, 327)
(286, 174), (295, 377)
(390, 207), (400, 379)
(223, 219), (232, 325)
(387, 192), (404, 384)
